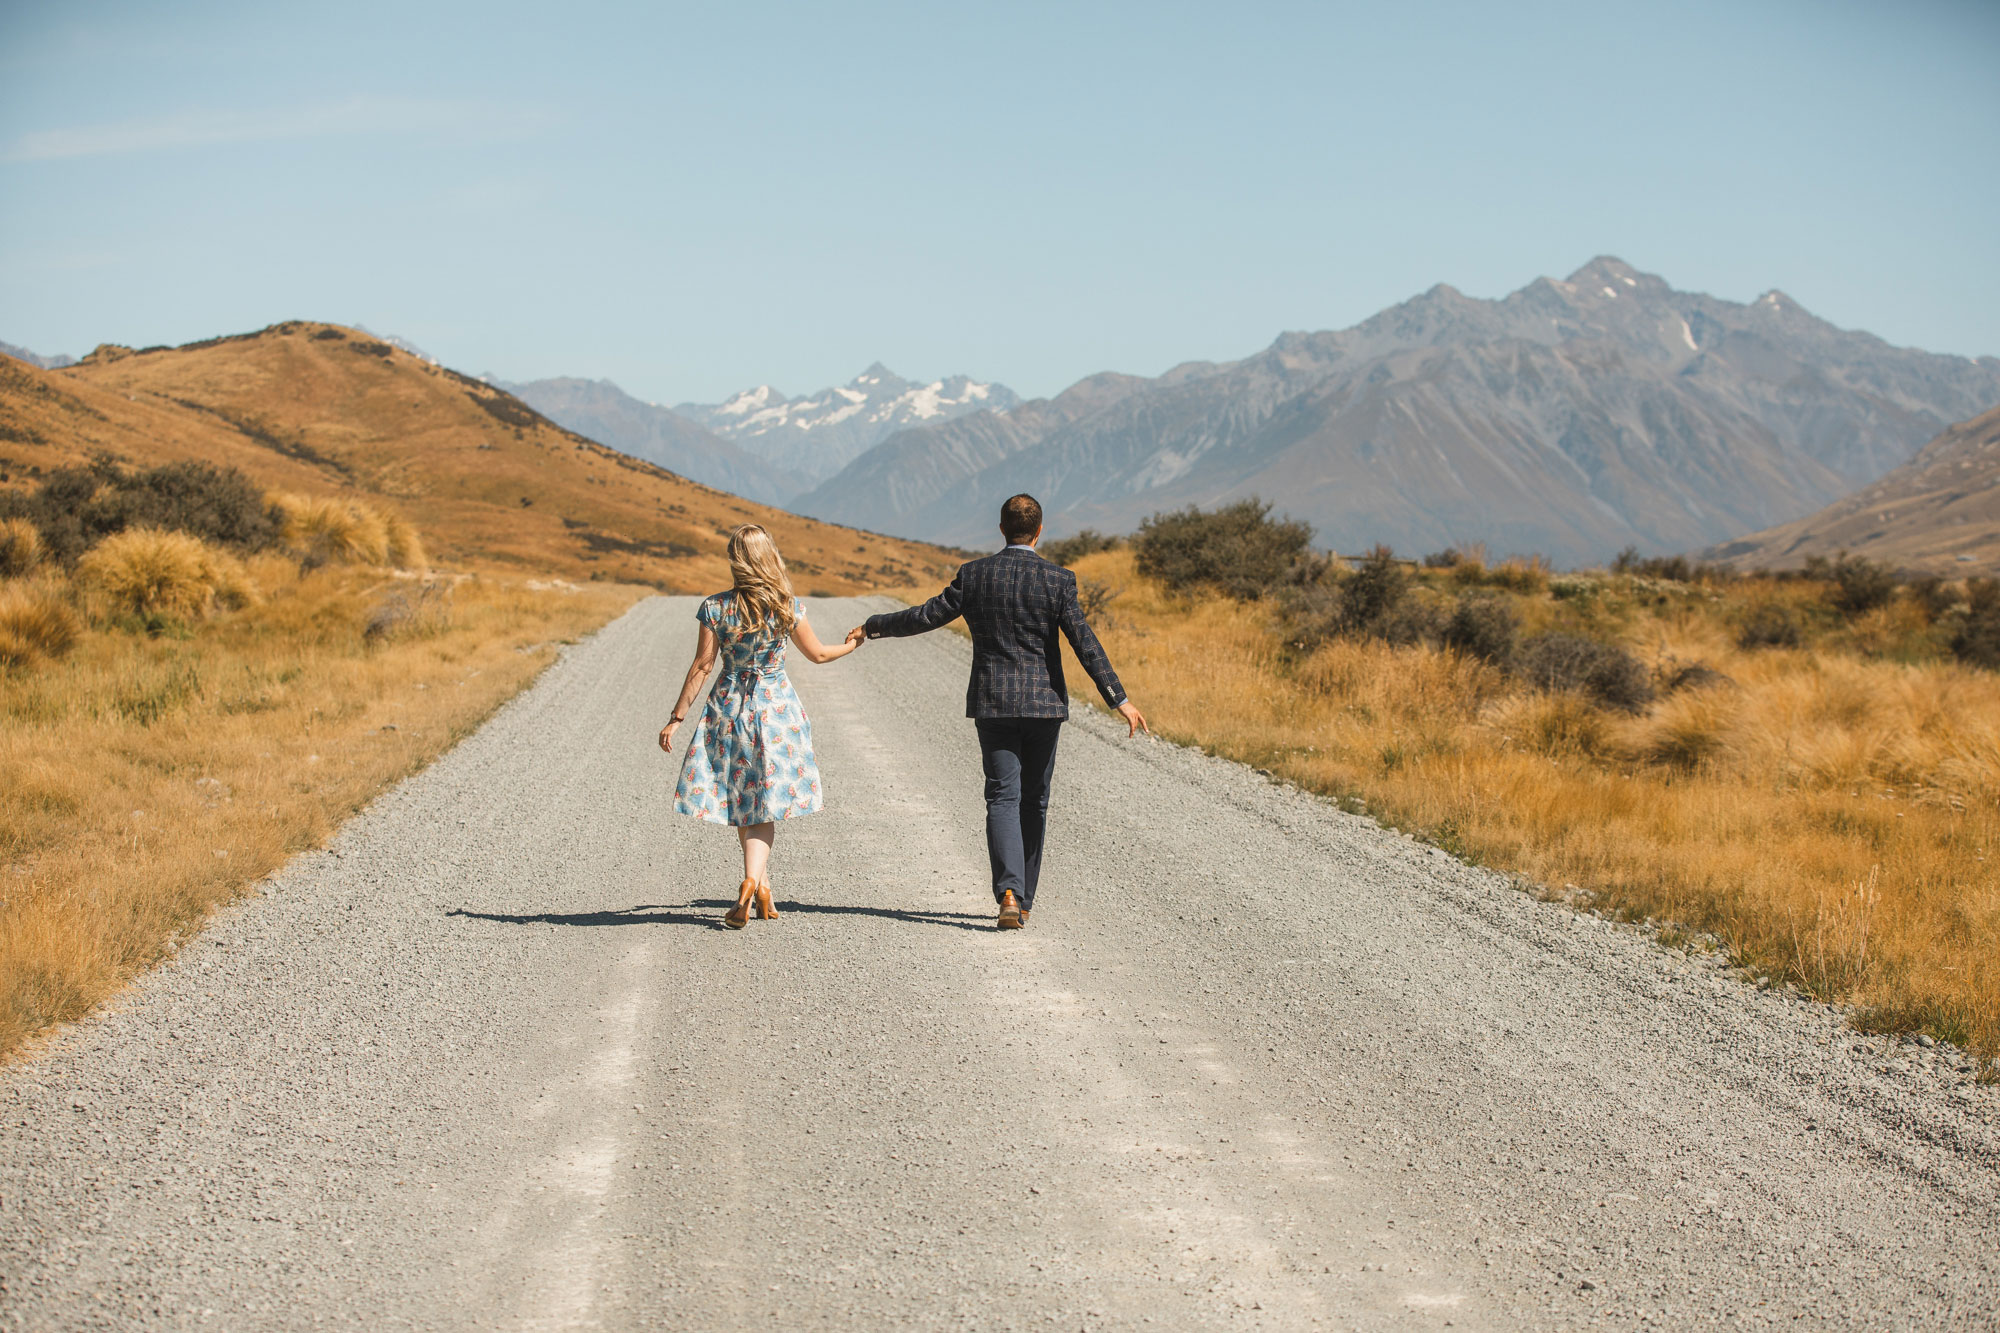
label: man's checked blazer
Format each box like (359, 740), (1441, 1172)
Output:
(863, 545), (1127, 720)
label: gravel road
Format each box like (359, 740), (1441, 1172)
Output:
(3, 595), (1996, 1331)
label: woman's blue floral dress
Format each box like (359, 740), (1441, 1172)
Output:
(674, 593), (823, 826)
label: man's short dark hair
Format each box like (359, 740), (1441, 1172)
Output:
(1000, 494), (1042, 544)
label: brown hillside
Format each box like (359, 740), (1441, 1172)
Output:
(0, 322), (959, 592)
(1700, 404), (2000, 574)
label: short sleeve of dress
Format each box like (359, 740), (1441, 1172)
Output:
(793, 597), (808, 623)
(696, 594), (722, 630)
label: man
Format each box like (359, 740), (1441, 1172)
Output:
(852, 493), (1147, 930)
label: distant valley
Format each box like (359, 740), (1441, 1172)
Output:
(792, 259), (2000, 565)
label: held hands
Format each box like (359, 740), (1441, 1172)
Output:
(844, 626), (867, 649)
(1117, 700), (1150, 738)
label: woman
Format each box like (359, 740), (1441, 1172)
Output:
(658, 524), (863, 928)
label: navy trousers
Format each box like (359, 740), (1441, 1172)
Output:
(974, 718), (1062, 910)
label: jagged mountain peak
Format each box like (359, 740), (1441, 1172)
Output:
(675, 364), (1021, 492)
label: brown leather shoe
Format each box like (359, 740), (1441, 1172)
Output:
(724, 879), (755, 930)
(997, 891), (1023, 930)
(753, 882), (779, 920)
(1019, 909), (1030, 926)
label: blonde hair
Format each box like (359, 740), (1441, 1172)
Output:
(727, 524), (797, 634)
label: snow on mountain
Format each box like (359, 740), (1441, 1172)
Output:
(677, 363), (1019, 491)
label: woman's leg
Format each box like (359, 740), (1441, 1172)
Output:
(738, 822), (776, 885)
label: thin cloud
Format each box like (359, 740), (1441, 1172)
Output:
(3, 96), (551, 163)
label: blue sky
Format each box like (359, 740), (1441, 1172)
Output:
(2, 0), (1996, 404)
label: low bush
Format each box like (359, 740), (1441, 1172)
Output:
(0, 460), (278, 565)
(363, 581), (454, 644)
(1611, 547), (1734, 585)
(1516, 631), (1654, 712)
(1737, 603), (1802, 650)
(1336, 546), (1408, 633)
(1903, 574), (1955, 623)
(1953, 578), (2000, 671)
(0, 583), (80, 667)
(1661, 661), (1733, 693)
(1042, 529), (1120, 568)
(1441, 595), (1518, 664)
(1133, 499), (1313, 600)
(0, 517), (42, 578)
(76, 528), (258, 622)
(1809, 552), (1896, 617)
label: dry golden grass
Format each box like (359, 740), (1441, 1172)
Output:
(1047, 550), (2000, 1073)
(0, 517), (42, 578)
(0, 558), (640, 1059)
(75, 528), (258, 619)
(0, 328), (957, 593)
(268, 491), (392, 566)
(0, 581), (80, 668)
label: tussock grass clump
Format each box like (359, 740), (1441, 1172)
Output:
(268, 492), (423, 570)
(383, 512), (428, 571)
(0, 518), (44, 578)
(270, 492), (390, 566)
(0, 583), (80, 668)
(76, 528), (257, 621)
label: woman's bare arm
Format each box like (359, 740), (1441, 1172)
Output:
(790, 615), (859, 665)
(658, 624), (720, 752)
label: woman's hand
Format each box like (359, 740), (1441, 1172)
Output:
(658, 719), (680, 752)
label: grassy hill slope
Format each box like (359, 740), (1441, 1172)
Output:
(0, 322), (959, 590)
(1700, 404), (2000, 574)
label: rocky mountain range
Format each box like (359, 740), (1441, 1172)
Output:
(674, 364), (1019, 492)
(1699, 403), (2000, 574)
(791, 259), (2000, 565)
(502, 377), (787, 505)
(1, 340), (76, 370)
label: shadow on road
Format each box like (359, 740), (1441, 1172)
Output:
(446, 901), (996, 934)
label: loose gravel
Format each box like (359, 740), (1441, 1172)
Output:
(2, 595), (1995, 1330)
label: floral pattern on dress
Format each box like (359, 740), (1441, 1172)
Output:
(674, 593), (823, 826)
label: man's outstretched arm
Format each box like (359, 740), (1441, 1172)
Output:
(1057, 575), (1149, 737)
(860, 570), (965, 639)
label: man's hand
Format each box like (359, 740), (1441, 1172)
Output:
(845, 626), (867, 648)
(1117, 700), (1149, 738)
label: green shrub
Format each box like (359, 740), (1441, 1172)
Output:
(1807, 552), (1896, 617)
(1952, 579), (2000, 671)
(1442, 595), (1518, 664)
(1517, 632), (1654, 713)
(1133, 499), (1313, 600)
(1335, 546), (1408, 632)
(0, 460), (278, 565)
(1737, 603), (1803, 650)
(1042, 529), (1121, 567)
(1903, 574), (1954, 622)
(1611, 546), (1734, 585)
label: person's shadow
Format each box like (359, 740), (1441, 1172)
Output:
(447, 901), (993, 933)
